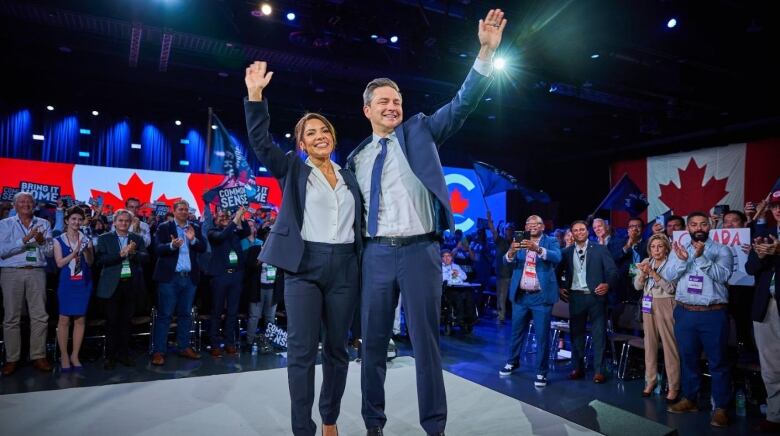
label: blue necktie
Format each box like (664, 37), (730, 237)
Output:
(367, 138), (389, 237)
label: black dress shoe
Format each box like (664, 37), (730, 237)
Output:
(117, 356), (136, 367)
(366, 427), (383, 436)
(103, 358), (116, 370)
(429, 433), (445, 436)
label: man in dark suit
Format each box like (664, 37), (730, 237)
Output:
(96, 209), (148, 369)
(746, 190), (780, 433)
(207, 206), (250, 357)
(345, 9), (507, 436)
(150, 200), (206, 366)
(558, 220), (619, 383)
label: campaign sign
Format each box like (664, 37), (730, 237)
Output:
(1, 186), (20, 201)
(443, 166), (506, 234)
(19, 181), (60, 202)
(154, 203), (170, 217)
(217, 186), (249, 212)
(264, 322), (287, 348)
(672, 228), (753, 286)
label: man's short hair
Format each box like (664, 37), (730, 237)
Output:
(13, 191), (34, 204)
(628, 216), (645, 227)
(571, 219), (588, 229)
(125, 197), (140, 207)
(667, 215), (685, 227)
(172, 200), (189, 211)
(441, 249), (452, 256)
(363, 78), (401, 106)
(686, 211), (709, 223)
(724, 210), (747, 225)
(114, 208), (134, 221)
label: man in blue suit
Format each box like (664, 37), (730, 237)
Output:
(498, 215), (561, 388)
(346, 9), (507, 436)
(558, 220), (619, 383)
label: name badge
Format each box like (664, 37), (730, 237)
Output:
(266, 265), (277, 281)
(641, 294), (653, 313)
(120, 260), (132, 279)
(687, 275), (704, 295)
(228, 250), (238, 265)
(25, 245), (37, 262)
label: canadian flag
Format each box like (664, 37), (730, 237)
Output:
(610, 139), (779, 226)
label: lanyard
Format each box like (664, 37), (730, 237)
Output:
(18, 217), (36, 236)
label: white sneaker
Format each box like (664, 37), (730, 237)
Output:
(499, 362), (518, 376)
(534, 374), (548, 388)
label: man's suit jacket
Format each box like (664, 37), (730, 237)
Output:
(746, 226), (780, 322)
(207, 221), (251, 276)
(244, 99), (364, 273)
(558, 242), (620, 301)
(95, 232), (148, 299)
(505, 234), (562, 305)
(152, 220), (206, 285)
(345, 68), (492, 234)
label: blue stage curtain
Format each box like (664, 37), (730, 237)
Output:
(140, 124), (171, 171)
(184, 129), (206, 173)
(42, 115), (79, 163)
(95, 120), (131, 168)
(0, 110), (34, 160)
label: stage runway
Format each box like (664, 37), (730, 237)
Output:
(0, 356), (600, 436)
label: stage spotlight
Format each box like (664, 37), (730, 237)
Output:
(493, 57), (506, 70)
(260, 3), (272, 16)
(591, 52), (600, 59)
(667, 18), (677, 28)
(370, 34), (378, 40)
(286, 12), (296, 21)
(389, 35), (398, 43)
(46, 105), (54, 111)
(175, 120), (182, 126)
(92, 110), (99, 116)
(284, 133), (292, 138)
(211, 124), (218, 130)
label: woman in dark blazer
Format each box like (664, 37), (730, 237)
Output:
(244, 60), (362, 436)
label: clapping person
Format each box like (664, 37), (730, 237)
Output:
(52, 206), (94, 371)
(150, 200), (206, 366)
(207, 206), (250, 357)
(633, 234), (680, 401)
(0, 192), (54, 375)
(244, 60), (362, 436)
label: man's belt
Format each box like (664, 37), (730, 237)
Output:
(680, 302), (727, 312)
(365, 232), (436, 247)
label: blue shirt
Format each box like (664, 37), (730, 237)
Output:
(241, 237), (263, 251)
(662, 239), (733, 305)
(172, 223), (196, 273)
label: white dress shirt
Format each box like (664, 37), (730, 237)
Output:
(300, 158), (355, 244)
(0, 215), (53, 267)
(112, 220), (151, 247)
(442, 262), (467, 285)
(571, 243), (590, 292)
(354, 132), (434, 237)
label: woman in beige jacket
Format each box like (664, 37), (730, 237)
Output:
(634, 233), (680, 402)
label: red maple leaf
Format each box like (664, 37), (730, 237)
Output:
(658, 158), (729, 216)
(450, 188), (469, 214)
(91, 173), (181, 214)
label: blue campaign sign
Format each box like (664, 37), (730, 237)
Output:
(443, 166), (506, 233)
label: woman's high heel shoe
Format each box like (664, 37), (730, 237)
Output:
(642, 383), (657, 397)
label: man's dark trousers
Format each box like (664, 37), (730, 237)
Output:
(361, 239), (446, 434)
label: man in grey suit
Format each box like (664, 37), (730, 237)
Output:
(346, 9), (507, 436)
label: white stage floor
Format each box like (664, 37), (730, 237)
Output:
(0, 357), (601, 435)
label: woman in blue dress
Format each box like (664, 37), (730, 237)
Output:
(53, 206), (94, 371)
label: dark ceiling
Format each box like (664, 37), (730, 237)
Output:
(2, 0), (779, 221)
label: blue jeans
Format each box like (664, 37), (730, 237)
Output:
(673, 305), (731, 408)
(153, 274), (197, 353)
(507, 294), (552, 376)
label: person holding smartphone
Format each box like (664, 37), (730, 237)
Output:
(499, 215), (561, 388)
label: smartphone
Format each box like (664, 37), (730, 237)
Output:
(713, 204), (730, 215)
(513, 230), (531, 242)
(655, 215), (665, 226)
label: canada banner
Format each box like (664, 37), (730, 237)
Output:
(610, 139), (780, 227)
(0, 157), (283, 216)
